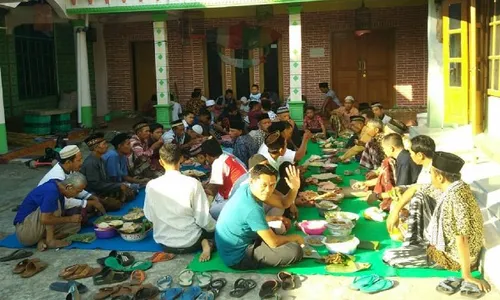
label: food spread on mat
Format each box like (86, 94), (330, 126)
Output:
(181, 169), (206, 177)
(310, 173), (341, 181)
(363, 207), (387, 222)
(305, 177), (320, 185)
(304, 235), (324, 246)
(324, 253), (349, 265)
(122, 208), (145, 221)
(316, 201), (338, 210)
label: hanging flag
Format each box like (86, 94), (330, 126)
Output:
(218, 52), (264, 69)
(213, 22), (281, 50)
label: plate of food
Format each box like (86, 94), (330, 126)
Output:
(298, 190), (320, 201)
(302, 245), (322, 259)
(308, 161), (325, 167)
(182, 169), (206, 177)
(304, 235), (325, 247)
(311, 173), (339, 181)
(305, 177), (320, 185)
(322, 148), (337, 154)
(317, 181), (339, 192)
(123, 208), (145, 222)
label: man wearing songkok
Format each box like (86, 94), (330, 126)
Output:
(14, 173), (86, 250)
(144, 144), (216, 262)
(130, 121), (164, 179)
(230, 120), (259, 167)
(80, 133), (133, 211)
(371, 102), (392, 124)
(332, 96), (359, 132)
(249, 113), (272, 148)
(39, 145), (105, 216)
(383, 152), (490, 294)
(202, 138), (247, 219)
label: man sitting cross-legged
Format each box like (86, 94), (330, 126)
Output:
(38, 145), (106, 218)
(14, 173), (86, 251)
(382, 152), (491, 294)
(202, 138), (247, 219)
(144, 144), (216, 262)
(216, 164), (304, 270)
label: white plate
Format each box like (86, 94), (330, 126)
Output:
(311, 173), (340, 180)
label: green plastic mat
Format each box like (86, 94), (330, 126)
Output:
(188, 141), (479, 278)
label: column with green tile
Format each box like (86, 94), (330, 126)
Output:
(153, 14), (172, 128)
(0, 68), (7, 154)
(73, 20), (92, 128)
(288, 5), (304, 127)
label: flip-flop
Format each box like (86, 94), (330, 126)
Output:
(65, 264), (102, 280)
(436, 277), (463, 295)
(360, 278), (394, 294)
(97, 250), (118, 266)
(66, 282), (81, 300)
(105, 257), (152, 272)
(149, 252), (175, 263)
(98, 251), (135, 267)
(460, 281), (485, 299)
(59, 265), (83, 279)
(13, 258), (40, 274)
(208, 278), (227, 298)
(157, 275), (173, 291)
(277, 271), (296, 290)
(49, 281), (88, 294)
(0, 249), (33, 262)
(130, 270), (147, 285)
(180, 286), (202, 300)
(134, 284), (160, 300)
(93, 267), (130, 286)
(94, 286), (120, 300)
(197, 272), (212, 288)
(161, 287), (183, 299)
(229, 278), (257, 298)
(349, 274), (381, 291)
(179, 269), (195, 287)
(112, 284), (140, 298)
(196, 291), (215, 300)
(20, 260), (48, 278)
(259, 280), (281, 299)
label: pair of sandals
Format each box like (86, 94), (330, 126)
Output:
(12, 258), (48, 278)
(93, 267), (130, 286)
(97, 251), (135, 267)
(350, 274), (394, 294)
(95, 283), (159, 300)
(0, 249), (33, 262)
(59, 264), (102, 280)
(437, 277), (485, 299)
(259, 272), (299, 299)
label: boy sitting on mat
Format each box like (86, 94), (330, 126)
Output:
(144, 144), (216, 262)
(382, 152), (490, 294)
(215, 164), (304, 270)
(14, 173), (86, 251)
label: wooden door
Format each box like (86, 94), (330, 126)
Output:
(443, 0), (469, 124)
(332, 30), (395, 108)
(132, 42), (156, 112)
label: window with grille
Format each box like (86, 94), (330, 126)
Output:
(14, 24), (57, 100)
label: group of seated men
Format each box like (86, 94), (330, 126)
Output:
(11, 95), (489, 292)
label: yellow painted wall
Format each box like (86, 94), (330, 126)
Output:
(202, 0), (428, 19)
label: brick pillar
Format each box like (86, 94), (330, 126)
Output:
(288, 5), (305, 127)
(73, 20), (93, 128)
(153, 13), (173, 128)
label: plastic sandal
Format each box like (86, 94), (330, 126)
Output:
(13, 258), (39, 274)
(0, 249), (33, 262)
(130, 270), (147, 285)
(349, 274), (381, 291)
(93, 267), (130, 286)
(277, 271), (296, 290)
(49, 281), (88, 294)
(66, 282), (81, 300)
(460, 281), (485, 299)
(149, 252), (175, 263)
(105, 257), (152, 272)
(436, 277), (463, 295)
(360, 278), (394, 294)
(161, 287), (183, 299)
(157, 275), (173, 291)
(197, 272), (212, 288)
(94, 286), (120, 300)
(229, 278), (257, 298)
(65, 264), (102, 280)
(196, 291), (215, 300)
(258, 280), (281, 299)
(20, 260), (48, 278)
(179, 269), (195, 287)
(134, 284), (160, 300)
(209, 278), (227, 298)
(180, 286), (202, 300)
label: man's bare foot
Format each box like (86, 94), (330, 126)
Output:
(46, 239), (71, 249)
(199, 239), (212, 262)
(37, 239), (48, 252)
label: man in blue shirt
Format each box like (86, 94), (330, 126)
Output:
(14, 173), (86, 251)
(215, 164), (304, 270)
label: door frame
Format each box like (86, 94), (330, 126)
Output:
(330, 30), (396, 108)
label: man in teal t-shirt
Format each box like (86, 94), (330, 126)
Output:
(215, 164), (304, 270)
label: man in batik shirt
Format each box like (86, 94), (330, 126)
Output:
(383, 152), (490, 295)
(129, 121), (164, 179)
(359, 119), (385, 170)
(230, 121), (259, 167)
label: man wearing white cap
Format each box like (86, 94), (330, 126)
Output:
(239, 96), (250, 115)
(205, 100), (217, 125)
(39, 145), (106, 215)
(332, 96), (359, 132)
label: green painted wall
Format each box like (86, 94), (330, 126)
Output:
(0, 23), (96, 119)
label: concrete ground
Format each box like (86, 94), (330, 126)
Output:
(1, 161), (500, 299)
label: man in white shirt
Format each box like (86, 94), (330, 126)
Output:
(258, 127), (311, 170)
(171, 101), (183, 122)
(39, 145), (106, 215)
(144, 143), (216, 262)
(371, 102), (392, 124)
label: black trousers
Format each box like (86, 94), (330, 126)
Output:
(230, 238), (303, 270)
(162, 230), (214, 254)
